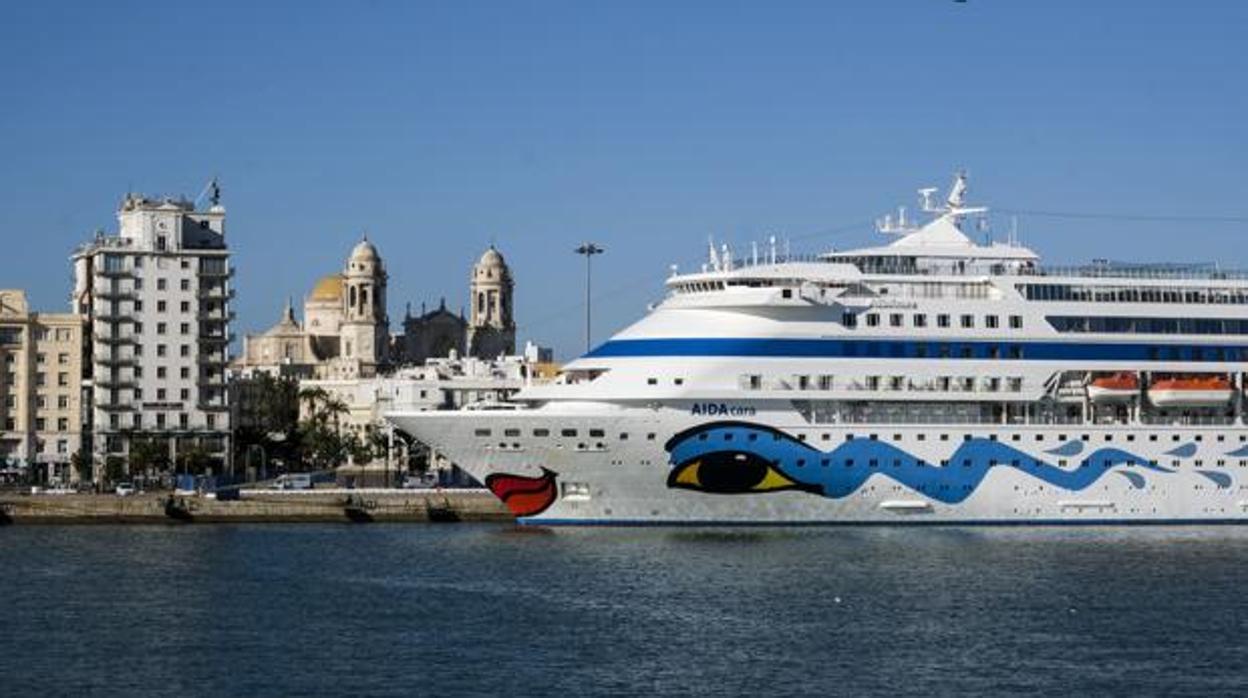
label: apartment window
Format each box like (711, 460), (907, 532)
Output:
(180, 323), (190, 334)
(57, 418), (68, 432)
(156, 413), (166, 428)
(134, 300), (144, 312)
(1009, 315), (1023, 329)
(180, 389), (189, 400)
(960, 314), (974, 328)
(985, 315), (999, 329)
(57, 372), (67, 387)
(36, 352), (46, 365)
(35, 372), (45, 386)
(157, 300), (167, 312)
(180, 301), (190, 313)
(58, 353), (69, 364)
(35, 418), (45, 431)
(157, 322), (167, 335)
(157, 367), (167, 379)
(180, 414), (189, 429)
(57, 395), (68, 409)
(937, 314), (950, 328)
(180, 345), (190, 357)
(157, 388), (166, 400)
(134, 322), (143, 333)
(181, 260), (190, 269)
(180, 279), (190, 291)
(157, 344), (167, 357)
(157, 278), (167, 291)
(36, 395), (46, 409)
(180, 367), (190, 379)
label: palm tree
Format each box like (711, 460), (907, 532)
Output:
(298, 386), (330, 422)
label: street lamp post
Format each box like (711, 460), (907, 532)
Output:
(574, 242), (604, 353)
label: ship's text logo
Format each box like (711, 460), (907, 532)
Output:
(691, 403), (757, 417)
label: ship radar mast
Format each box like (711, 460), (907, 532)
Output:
(878, 170), (989, 238)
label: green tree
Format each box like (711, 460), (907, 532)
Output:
(71, 447), (92, 484)
(104, 455), (126, 485)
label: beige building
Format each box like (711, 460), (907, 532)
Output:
(234, 238), (389, 380)
(0, 290), (86, 484)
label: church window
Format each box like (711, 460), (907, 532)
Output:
(350, 286), (357, 308)
(361, 288), (369, 309)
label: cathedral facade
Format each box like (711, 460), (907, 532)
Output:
(236, 240), (515, 378)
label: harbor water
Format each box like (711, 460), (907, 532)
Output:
(2, 524), (1247, 696)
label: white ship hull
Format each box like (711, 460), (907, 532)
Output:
(388, 404), (1248, 525)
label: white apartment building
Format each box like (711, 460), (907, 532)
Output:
(72, 192), (233, 476)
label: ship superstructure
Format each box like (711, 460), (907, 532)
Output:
(388, 174), (1248, 524)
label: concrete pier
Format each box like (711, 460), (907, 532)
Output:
(0, 489), (511, 524)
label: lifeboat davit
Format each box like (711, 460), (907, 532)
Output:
(1148, 376), (1233, 408)
(1086, 372), (1139, 402)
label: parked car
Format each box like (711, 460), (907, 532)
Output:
(114, 482), (136, 496)
(271, 474), (313, 491)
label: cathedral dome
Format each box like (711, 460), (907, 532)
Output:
(310, 274), (344, 302)
(351, 238), (380, 262)
(476, 245), (506, 268)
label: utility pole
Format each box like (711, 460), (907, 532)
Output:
(574, 242), (604, 353)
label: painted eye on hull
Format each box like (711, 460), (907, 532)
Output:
(667, 451), (820, 495)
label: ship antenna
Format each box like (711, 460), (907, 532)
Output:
(769, 235), (777, 265)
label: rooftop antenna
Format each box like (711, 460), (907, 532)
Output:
(769, 235), (777, 265)
(751, 241), (759, 266)
(918, 187), (940, 213)
(193, 176), (222, 209)
(707, 236), (721, 272)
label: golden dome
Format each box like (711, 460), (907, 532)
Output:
(310, 274), (344, 302)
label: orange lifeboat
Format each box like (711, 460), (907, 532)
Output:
(1148, 375), (1233, 408)
(1086, 372), (1139, 402)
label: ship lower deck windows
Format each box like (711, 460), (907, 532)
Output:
(561, 429), (577, 437)
(1009, 315), (1023, 329)
(534, 428), (550, 437)
(937, 314), (950, 328)
(504, 428), (520, 437)
(474, 428), (491, 437)
(646, 377), (657, 385)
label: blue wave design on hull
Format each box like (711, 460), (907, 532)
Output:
(666, 422), (1172, 505)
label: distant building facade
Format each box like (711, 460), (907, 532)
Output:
(235, 238), (389, 380)
(466, 246), (516, 359)
(72, 193), (233, 476)
(0, 290), (86, 483)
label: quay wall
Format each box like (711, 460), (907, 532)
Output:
(0, 489), (511, 524)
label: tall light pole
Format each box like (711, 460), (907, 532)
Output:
(574, 242), (604, 353)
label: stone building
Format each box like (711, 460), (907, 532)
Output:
(72, 193), (233, 477)
(466, 245), (516, 359)
(397, 298), (466, 366)
(0, 290), (87, 484)
(235, 238), (389, 380)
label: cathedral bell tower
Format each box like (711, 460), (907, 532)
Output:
(467, 245), (516, 358)
(340, 236), (388, 373)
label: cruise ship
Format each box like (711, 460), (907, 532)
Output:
(388, 174), (1248, 525)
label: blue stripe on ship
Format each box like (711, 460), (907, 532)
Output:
(585, 338), (1248, 362)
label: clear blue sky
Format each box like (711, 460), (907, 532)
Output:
(2, 1), (1245, 359)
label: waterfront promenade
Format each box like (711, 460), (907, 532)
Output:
(0, 489), (510, 524)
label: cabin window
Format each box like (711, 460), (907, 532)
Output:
(561, 429), (577, 437)
(843, 313), (857, 328)
(961, 314), (974, 328)
(890, 313), (903, 327)
(534, 429), (550, 437)
(1009, 315), (1023, 329)
(646, 377), (657, 385)
(589, 429), (605, 438)
(866, 314), (880, 327)
(474, 429), (491, 437)
(781, 289), (793, 299)
(504, 428), (520, 437)
(937, 314), (950, 328)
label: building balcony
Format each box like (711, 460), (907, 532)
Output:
(94, 333), (138, 345)
(95, 378), (137, 389)
(97, 267), (135, 278)
(197, 267), (234, 279)
(196, 310), (236, 322)
(96, 289), (137, 301)
(197, 401), (231, 412)
(94, 353), (138, 366)
(94, 311), (136, 323)
(198, 354), (229, 367)
(96, 400), (135, 412)
(197, 287), (235, 300)
(197, 333), (232, 345)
